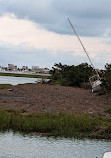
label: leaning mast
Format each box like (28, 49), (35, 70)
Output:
(68, 18), (100, 79)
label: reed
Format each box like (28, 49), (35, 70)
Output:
(0, 110), (110, 139)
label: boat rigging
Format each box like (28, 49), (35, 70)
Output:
(68, 18), (102, 92)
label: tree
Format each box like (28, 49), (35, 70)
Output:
(50, 63), (93, 87)
(102, 63), (111, 92)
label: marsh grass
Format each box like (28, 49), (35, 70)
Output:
(0, 110), (111, 139)
(105, 107), (111, 114)
(0, 84), (12, 89)
(0, 72), (50, 79)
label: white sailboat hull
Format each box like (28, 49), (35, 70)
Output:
(92, 80), (102, 92)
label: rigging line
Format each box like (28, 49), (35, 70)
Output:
(68, 18), (100, 78)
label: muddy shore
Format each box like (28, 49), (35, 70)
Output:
(0, 83), (111, 116)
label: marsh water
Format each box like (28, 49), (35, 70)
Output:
(0, 76), (40, 85)
(0, 131), (111, 158)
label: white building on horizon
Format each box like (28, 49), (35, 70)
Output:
(8, 64), (17, 71)
(32, 66), (49, 74)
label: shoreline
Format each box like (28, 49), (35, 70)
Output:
(0, 83), (111, 139)
(0, 72), (51, 79)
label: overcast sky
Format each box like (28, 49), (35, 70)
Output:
(0, 0), (111, 69)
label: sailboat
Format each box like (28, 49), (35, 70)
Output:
(68, 19), (102, 92)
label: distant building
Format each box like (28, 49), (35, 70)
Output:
(43, 68), (50, 74)
(32, 66), (39, 71)
(22, 66), (28, 71)
(32, 66), (49, 74)
(8, 64), (17, 71)
(32, 66), (40, 72)
(0, 64), (49, 73)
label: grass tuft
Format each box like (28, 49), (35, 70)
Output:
(105, 107), (111, 114)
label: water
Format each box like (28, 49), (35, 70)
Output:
(0, 132), (111, 158)
(0, 76), (40, 85)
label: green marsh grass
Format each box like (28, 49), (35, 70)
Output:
(0, 72), (50, 79)
(0, 84), (12, 89)
(0, 110), (111, 139)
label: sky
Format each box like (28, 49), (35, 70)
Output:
(0, 0), (111, 69)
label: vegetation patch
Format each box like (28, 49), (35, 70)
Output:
(105, 107), (111, 114)
(102, 63), (111, 93)
(0, 72), (50, 79)
(0, 110), (111, 139)
(50, 62), (111, 93)
(0, 84), (12, 89)
(50, 63), (94, 87)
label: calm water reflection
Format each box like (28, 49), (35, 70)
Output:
(0, 131), (111, 158)
(0, 76), (38, 85)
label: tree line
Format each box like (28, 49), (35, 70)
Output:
(50, 62), (111, 93)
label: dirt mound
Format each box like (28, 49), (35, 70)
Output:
(0, 83), (111, 116)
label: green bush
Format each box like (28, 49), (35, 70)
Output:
(50, 63), (93, 87)
(102, 63), (111, 93)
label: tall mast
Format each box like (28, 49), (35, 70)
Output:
(68, 18), (100, 78)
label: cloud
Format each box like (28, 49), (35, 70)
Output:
(0, 0), (111, 37)
(0, 42), (109, 69)
(0, 0), (56, 24)
(0, 13), (110, 69)
(0, 42), (88, 69)
(0, 14), (111, 53)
